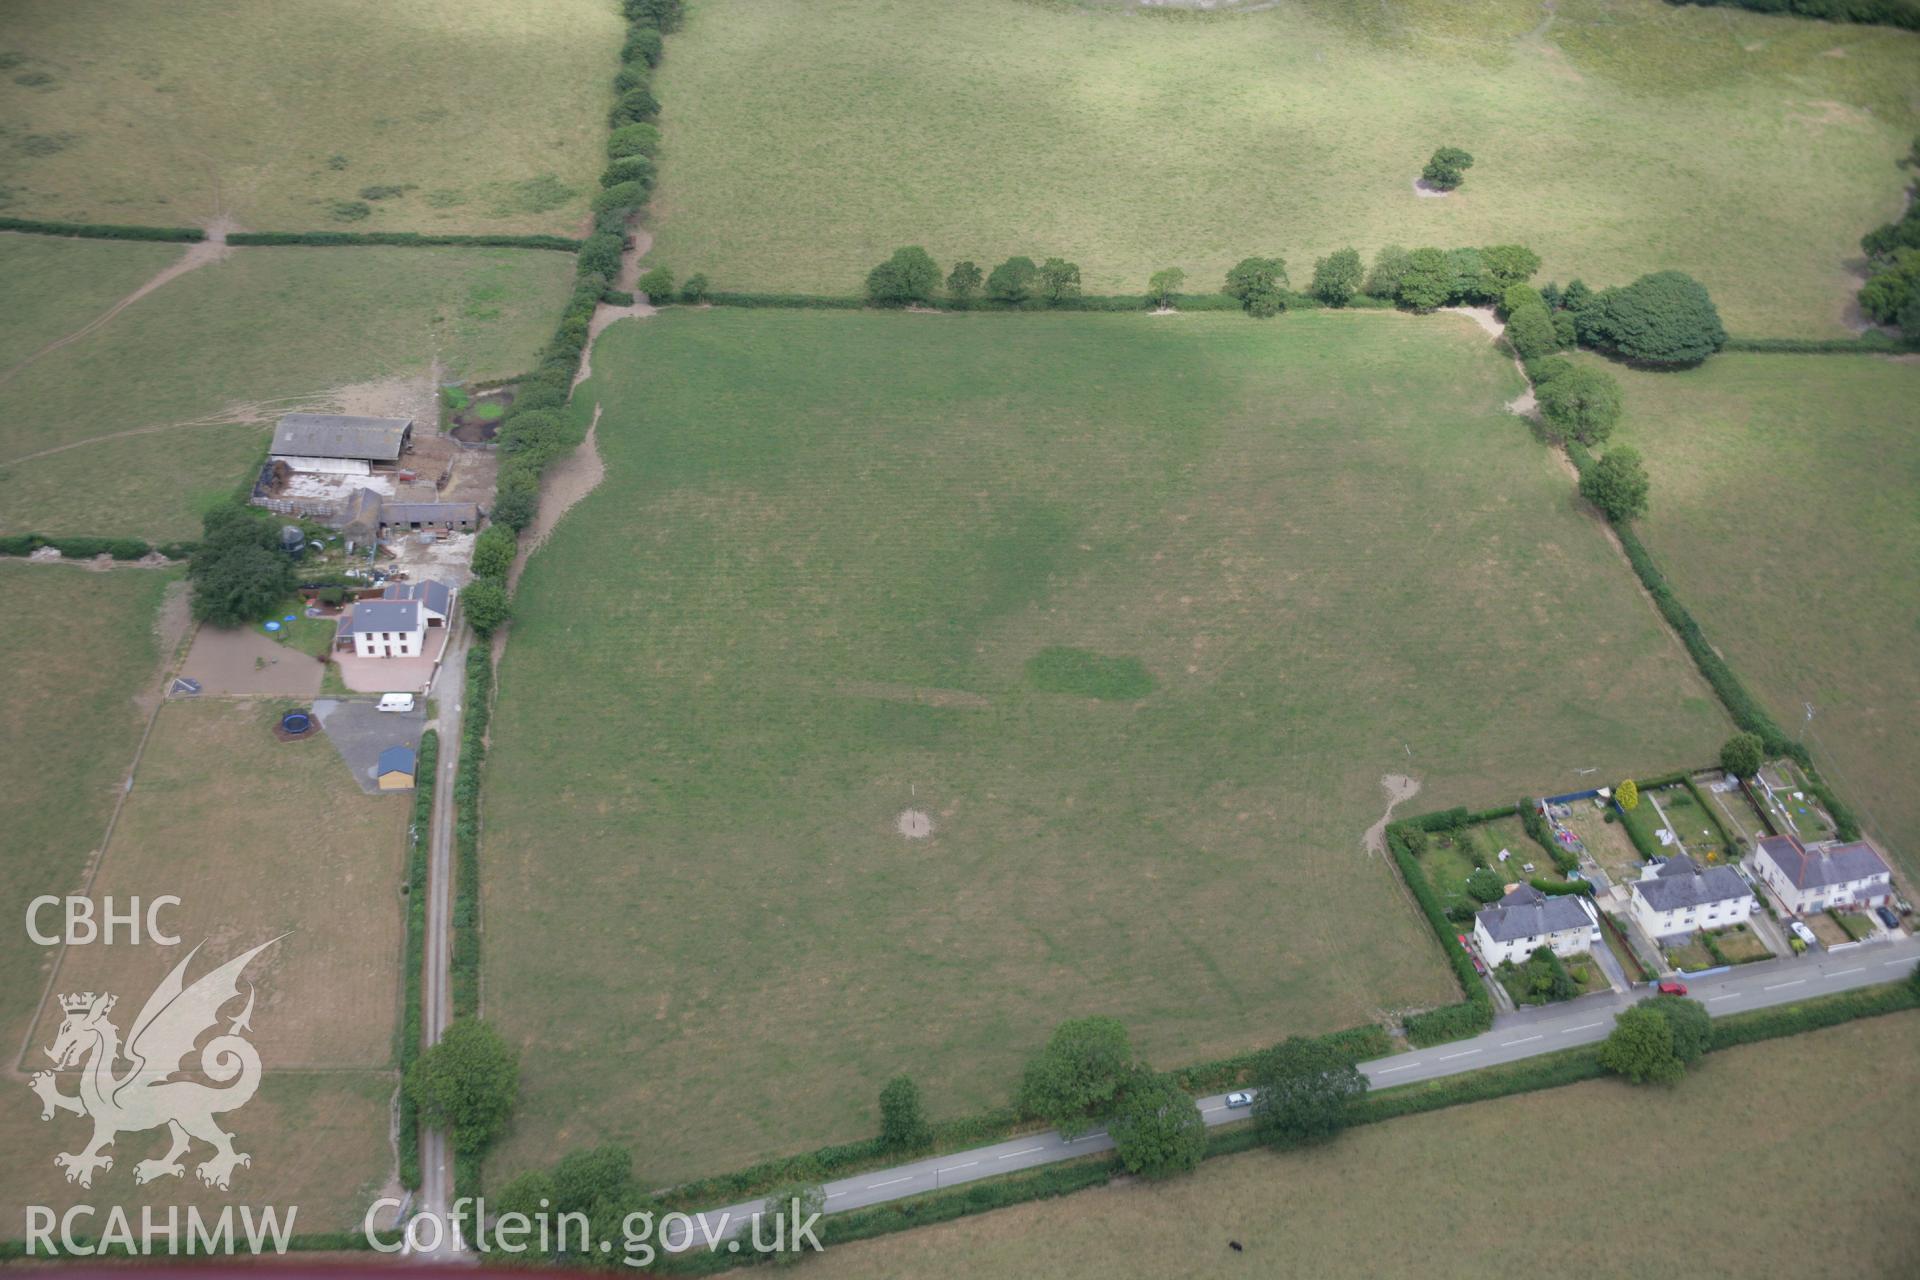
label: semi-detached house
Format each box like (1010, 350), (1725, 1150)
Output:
(1753, 834), (1892, 916)
(1627, 853), (1755, 940)
(1473, 883), (1602, 968)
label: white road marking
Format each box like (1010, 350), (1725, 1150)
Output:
(1438, 1049), (1480, 1061)
(826, 1192), (846, 1200)
(1764, 980), (1806, 991)
(1709, 994), (1739, 1003)
(940, 1161), (978, 1173)
(866, 1177), (912, 1190)
(1885, 960), (1911, 968)
(1501, 1035), (1543, 1046)
(1373, 1062), (1421, 1075)
(1201, 1104), (1227, 1113)
(1831, 967), (1864, 976)
(998, 1147), (1045, 1160)
(1085, 1131), (1107, 1140)
(1562, 1022), (1604, 1034)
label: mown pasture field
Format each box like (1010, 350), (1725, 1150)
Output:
(0, 0), (619, 236)
(0, 240), (575, 540)
(0, 563), (174, 1058)
(482, 308), (1727, 1182)
(805, 1011), (1920, 1279)
(0, 233), (177, 370)
(645, 0), (1919, 335)
(2, 697), (410, 1230)
(1604, 353), (1920, 877)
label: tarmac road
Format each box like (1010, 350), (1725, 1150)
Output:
(662, 934), (1918, 1252)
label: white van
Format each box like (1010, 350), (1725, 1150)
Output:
(377, 693), (415, 713)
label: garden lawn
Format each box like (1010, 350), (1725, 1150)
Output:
(0, 0), (619, 235)
(1606, 353), (1920, 878)
(483, 307), (1727, 1182)
(0, 241), (575, 540)
(801, 1012), (1920, 1279)
(646, 0), (1920, 335)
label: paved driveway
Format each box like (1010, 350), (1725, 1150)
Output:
(313, 698), (426, 794)
(333, 628), (449, 693)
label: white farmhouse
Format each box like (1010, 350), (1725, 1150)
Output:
(1627, 853), (1755, 941)
(1753, 834), (1893, 916)
(1473, 884), (1602, 968)
(333, 579), (455, 659)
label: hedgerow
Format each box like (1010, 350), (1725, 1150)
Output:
(226, 230), (579, 251)
(0, 533), (157, 560)
(1667, 0), (1920, 30)
(0, 216), (203, 242)
(398, 729), (439, 1188)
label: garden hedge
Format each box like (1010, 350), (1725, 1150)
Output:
(1386, 823), (1495, 1045)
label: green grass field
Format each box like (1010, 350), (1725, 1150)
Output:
(483, 308), (1726, 1182)
(805, 1011), (1920, 1279)
(1604, 353), (1920, 877)
(0, 0), (619, 236)
(0, 233), (177, 370)
(0, 563), (172, 1056)
(645, 0), (1919, 335)
(0, 239), (575, 540)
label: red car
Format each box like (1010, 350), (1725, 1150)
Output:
(1657, 980), (1688, 996)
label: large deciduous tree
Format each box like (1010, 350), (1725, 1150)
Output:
(1310, 249), (1364, 307)
(1421, 146), (1474, 190)
(406, 1018), (520, 1154)
(1583, 272), (1727, 365)
(878, 1074), (930, 1152)
(1039, 257), (1083, 304)
(1395, 248), (1455, 313)
(1579, 447), (1651, 522)
(1599, 1003), (1684, 1085)
(1249, 1035), (1368, 1148)
(987, 256), (1040, 304)
(1109, 1069), (1206, 1178)
(1224, 256), (1289, 318)
(1535, 364), (1623, 444)
(865, 246), (941, 306)
(1719, 732), (1765, 780)
(1147, 267), (1186, 309)
(1018, 1016), (1135, 1136)
(188, 503), (294, 628)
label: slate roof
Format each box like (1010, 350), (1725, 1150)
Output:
(378, 502), (478, 527)
(1631, 855), (1753, 913)
(382, 579), (452, 616)
(1476, 884), (1594, 944)
(336, 599), (420, 636)
(377, 745), (416, 776)
(1757, 834), (1891, 891)
(271, 414), (411, 462)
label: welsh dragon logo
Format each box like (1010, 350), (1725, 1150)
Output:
(29, 938), (280, 1191)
